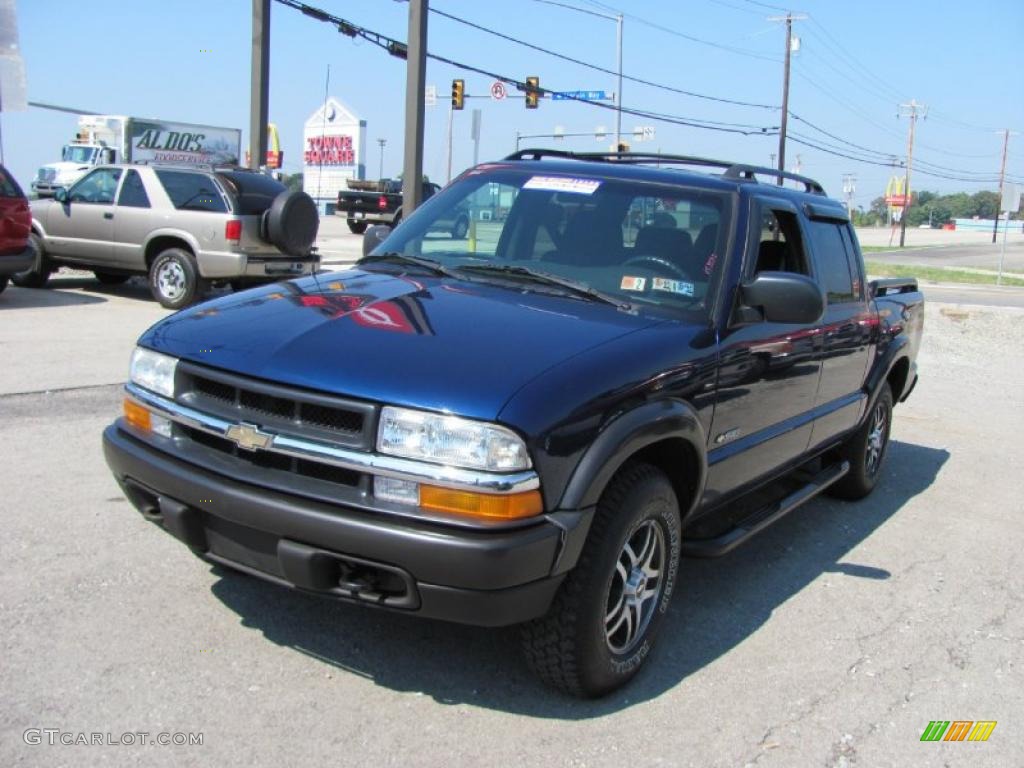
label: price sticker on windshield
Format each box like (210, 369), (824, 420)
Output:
(652, 277), (694, 296)
(523, 176), (602, 195)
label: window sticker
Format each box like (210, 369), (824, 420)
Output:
(523, 175), (602, 195)
(702, 252), (718, 276)
(652, 277), (694, 296)
(620, 276), (647, 291)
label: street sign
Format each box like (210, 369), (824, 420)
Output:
(884, 194), (910, 207)
(1001, 182), (1021, 213)
(633, 126), (656, 142)
(554, 125), (565, 141)
(490, 81), (507, 101)
(595, 126), (607, 141)
(553, 90), (611, 101)
(425, 85), (437, 107)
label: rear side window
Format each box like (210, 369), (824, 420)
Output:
(808, 220), (855, 303)
(118, 170), (151, 208)
(0, 166), (24, 197)
(155, 170), (227, 213)
(216, 171), (286, 215)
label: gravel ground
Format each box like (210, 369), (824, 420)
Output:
(1, 300), (1022, 767)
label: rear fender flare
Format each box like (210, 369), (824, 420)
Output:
(558, 398), (707, 516)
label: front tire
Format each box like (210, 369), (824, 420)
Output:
(149, 248), (207, 310)
(521, 462), (681, 697)
(11, 233), (52, 288)
(829, 384), (893, 500)
(347, 220), (368, 235)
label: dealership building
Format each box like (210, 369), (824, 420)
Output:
(303, 97), (366, 214)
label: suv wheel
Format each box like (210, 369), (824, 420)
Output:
(829, 384), (893, 500)
(521, 462), (681, 697)
(11, 234), (52, 289)
(94, 270), (130, 286)
(149, 248), (207, 309)
(347, 220), (368, 235)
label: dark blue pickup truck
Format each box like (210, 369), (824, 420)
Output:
(104, 151), (923, 696)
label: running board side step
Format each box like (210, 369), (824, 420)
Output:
(682, 460), (850, 558)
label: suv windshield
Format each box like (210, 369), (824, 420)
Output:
(0, 166), (24, 197)
(374, 168), (732, 319)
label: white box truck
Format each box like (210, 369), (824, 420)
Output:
(32, 115), (242, 196)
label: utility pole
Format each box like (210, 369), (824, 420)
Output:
(769, 13), (805, 184)
(615, 13), (623, 150)
(897, 99), (926, 248)
(249, 0), (270, 170)
(377, 138), (386, 179)
(402, 0), (428, 215)
(842, 173), (857, 218)
(992, 129), (1012, 243)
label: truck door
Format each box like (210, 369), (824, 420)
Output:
(46, 167), (120, 263)
(702, 200), (824, 505)
(110, 169), (152, 269)
(805, 216), (873, 449)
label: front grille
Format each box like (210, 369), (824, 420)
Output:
(177, 362), (375, 449)
(180, 426), (360, 488)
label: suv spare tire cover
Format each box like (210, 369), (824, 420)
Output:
(264, 190), (319, 256)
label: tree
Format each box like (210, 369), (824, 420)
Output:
(281, 173), (304, 192)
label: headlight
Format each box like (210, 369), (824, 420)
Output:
(377, 406), (531, 471)
(130, 347), (178, 398)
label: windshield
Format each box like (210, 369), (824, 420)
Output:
(373, 168), (732, 320)
(62, 145), (98, 164)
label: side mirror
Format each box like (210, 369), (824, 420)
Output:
(54, 187), (69, 203)
(362, 224), (392, 257)
(740, 271), (824, 325)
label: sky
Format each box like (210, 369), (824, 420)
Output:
(3, 0), (1022, 211)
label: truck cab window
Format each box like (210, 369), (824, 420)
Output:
(68, 168), (122, 205)
(117, 170), (151, 208)
(753, 209), (810, 276)
(808, 220), (855, 304)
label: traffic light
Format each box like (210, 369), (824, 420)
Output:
(452, 79), (465, 110)
(525, 76), (539, 109)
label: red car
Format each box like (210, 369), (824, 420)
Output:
(0, 164), (33, 294)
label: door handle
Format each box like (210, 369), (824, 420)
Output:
(103, 212), (114, 220)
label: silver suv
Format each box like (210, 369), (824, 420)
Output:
(16, 163), (320, 308)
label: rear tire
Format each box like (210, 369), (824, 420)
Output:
(347, 220), (368, 235)
(521, 462), (681, 697)
(149, 247), (207, 310)
(829, 384), (893, 500)
(94, 270), (130, 285)
(11, 233), (52, 288)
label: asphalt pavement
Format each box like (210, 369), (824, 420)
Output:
(1, 261), (1023, 765)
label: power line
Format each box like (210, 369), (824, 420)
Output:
(544, 0), (782, 62)
(434, 7), (777, 110)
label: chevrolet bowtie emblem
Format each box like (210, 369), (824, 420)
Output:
(225, 423), (274, 451)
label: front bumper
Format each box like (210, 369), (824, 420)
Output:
(0, 245), (34, 277)
(103, 425), (591, 626)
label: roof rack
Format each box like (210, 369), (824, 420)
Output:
(503, 149), (826, 196)
(131, 160), (257, 172)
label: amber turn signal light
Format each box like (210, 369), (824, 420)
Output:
(419, 486), (543, 521)
(123, 398), (152, 432)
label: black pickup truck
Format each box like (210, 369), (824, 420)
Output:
(104, 150), (923, 697)
(336, 179), (470, 239)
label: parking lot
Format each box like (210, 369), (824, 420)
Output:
(2, 245), (1023, 766)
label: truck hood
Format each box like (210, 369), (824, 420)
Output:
(139, 269), (664, 420)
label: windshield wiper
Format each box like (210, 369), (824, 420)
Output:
(357, 252), (459, 278)
(456, 263), (631, 310)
